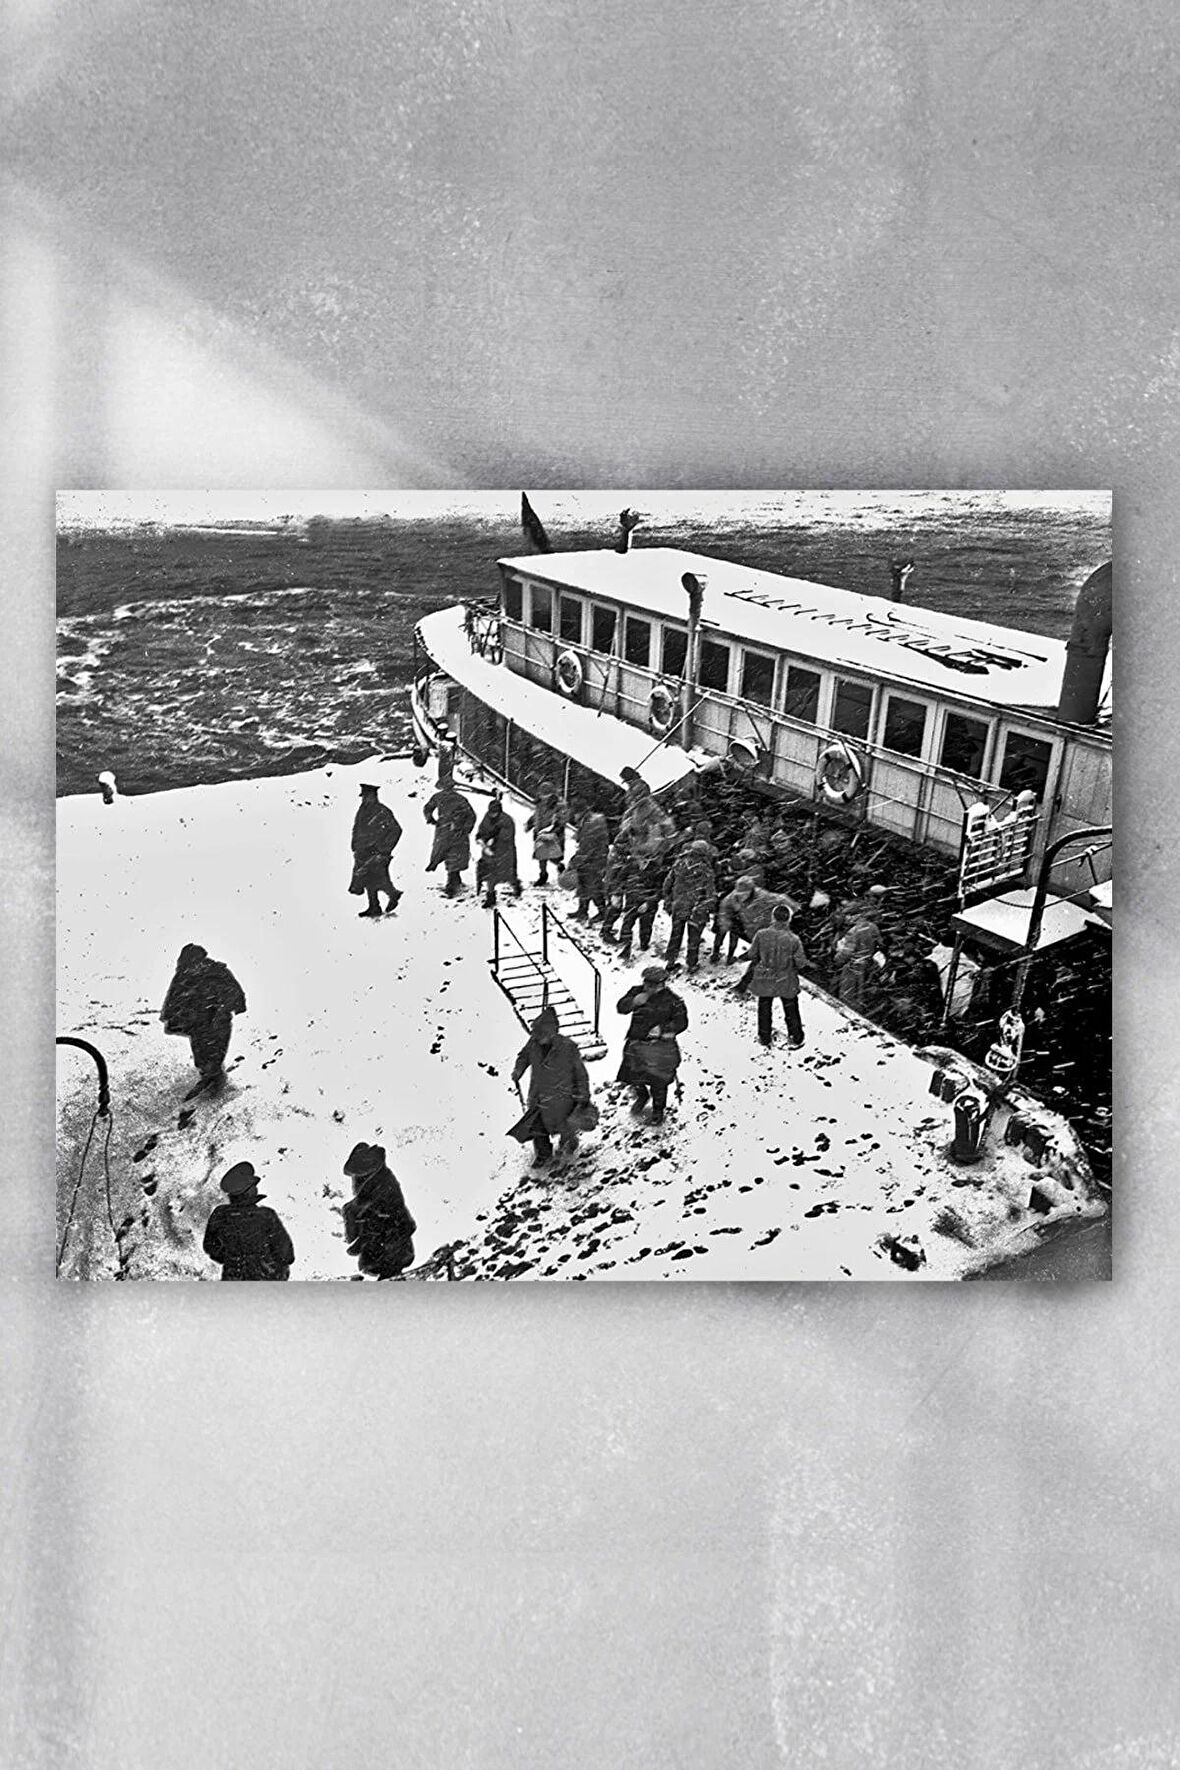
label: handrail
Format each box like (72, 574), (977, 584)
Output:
(541, 903), (603, 1041)
(490, 908), (550, 1011)
(56, 1036), (111, 1115)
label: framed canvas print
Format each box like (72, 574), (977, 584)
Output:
(55, 490), (1112, 1281)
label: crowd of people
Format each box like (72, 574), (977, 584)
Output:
(158, 762), (959, 1279)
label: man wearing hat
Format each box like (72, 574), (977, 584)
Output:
(616, 964), (689, 1124)
(509, 1006), (592, 1167)
(341, 1143), (418, 1279)
(660, 838), (717, 971)
(350, 783), (403, 918)
(202, 1162), (295, 1281)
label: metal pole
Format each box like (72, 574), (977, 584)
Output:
(541, 901), (549, 966)
(56, 1037), (111, 1116)
(493, 908), (500, 973)
(939, 931), (965, 1033)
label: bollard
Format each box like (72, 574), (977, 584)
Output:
(950, 1088), (990, 1164)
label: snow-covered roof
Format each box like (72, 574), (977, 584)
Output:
(499, 548), (1069, 712)
(951, 889), (1095, 955)
(418, 604), (706, 795)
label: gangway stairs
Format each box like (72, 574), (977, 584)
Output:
(489, 902), (608, 1062)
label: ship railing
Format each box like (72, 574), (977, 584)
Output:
(490, 906), (552, 1013)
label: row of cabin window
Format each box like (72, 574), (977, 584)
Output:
(503, 580), (1052, 793)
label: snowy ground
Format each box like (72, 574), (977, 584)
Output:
(56, 758), (1105, 1281)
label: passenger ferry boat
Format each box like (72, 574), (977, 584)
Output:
(411, 538), (1111, 912)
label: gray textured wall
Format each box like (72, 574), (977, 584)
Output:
(3, 1), (1177, 1764)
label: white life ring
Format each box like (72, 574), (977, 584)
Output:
(816, 741), (865, 804)
(555, 650), (584, 698)
(649, 683), (677, 735)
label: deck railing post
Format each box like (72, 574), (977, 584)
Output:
(493, 907), (500, 973)
(541, 901), (549, 966)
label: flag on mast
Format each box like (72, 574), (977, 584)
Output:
(521, 493), (551, 553)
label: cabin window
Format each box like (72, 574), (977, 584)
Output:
(559, 595), (583, 644)
(502, 578), (523, 622)
(940, 711), (989, 779)
(699, 638), (731, 693)
(998, 730), (1052, 800)
(832, 677), (874, 741)
(528, 584), (553, 633)
(661, 626), (688, 679)
(741, 649), (776, 707)
(782, 665), (822, 725)
(590, 605), (617, 654)
(882, 694), (928, 759)
(624, 616), (652, 668)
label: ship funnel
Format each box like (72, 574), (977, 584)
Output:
(1056, 561), (1112, 725)
(615, 508), (641, 553)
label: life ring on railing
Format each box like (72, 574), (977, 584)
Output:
(555, 649), (584, 699)
(649, 683), (677, 735)
(816, 741), (865, 804)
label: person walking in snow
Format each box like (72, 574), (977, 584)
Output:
(568, 805), (610, 922)
(833, 913), (884, 1014)
(661, 838), (716, 971)
(424, 780), (477, 898)
(713, 874), (794, 964)
(526, 786), (567, 885)
(617, 964), (689, 1124)
(202, 1161), (294, 1280)
(160, 943), (247, 1099)
(350, 782), (403, 918)
(476, 792), (522, 909)
(509, 1005), (592, 1167)
(735, 902), (808, 1048)
(342, 1142), (417, 1279)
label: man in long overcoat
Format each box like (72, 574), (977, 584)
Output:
(424, 781), (477, 897)
(160, 943), (247, 1098)
(202, 1161), (294, 1280)
(569, 808), (610, 921)
(616, 964), (689, 1123)
(526, 787), (567, 885)
(350, 782), (403, 918)
(342, 1142), (418, 1279)
(476, 794), (522, 908)
(510, 1006), (592, 1166)
(736, 903), (808, 1047)
(661, 839), (717, 970)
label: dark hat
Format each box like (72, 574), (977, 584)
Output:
(344, 1142), (386, 1178)
(220, 1161), (259, 1197)
(359, 782), (379, 794)
(642, 963), (667, 984)
(531, 1006), (560, 1037)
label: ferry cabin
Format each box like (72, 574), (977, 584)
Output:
(414, 547), (1111, 898)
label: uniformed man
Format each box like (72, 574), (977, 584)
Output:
(202, 1162), (294, 1281)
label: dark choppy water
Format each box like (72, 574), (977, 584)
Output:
(56, 499), (1109, 797)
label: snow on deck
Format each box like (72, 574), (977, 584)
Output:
(56, 759), (1103, 1282)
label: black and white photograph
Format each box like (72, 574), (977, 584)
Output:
(56, 489), (1112, 1282)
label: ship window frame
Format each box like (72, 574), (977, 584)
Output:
(698, 635), (732, 694)
(623, 614), (652, 668)
(502, 577), (523, 623)
(830, 675), (876, 742)
(880, 691), (930, 760)
(938, 707), (992, 781)
(739, 646), (777, 707)
(527, 582), (553, 633)
(995, 725), (1055, 802)
(558, 594), (584, 645)
(660, 624), (688, 680)
(590, 603), (617, 655)
(780, 661), (823, 726)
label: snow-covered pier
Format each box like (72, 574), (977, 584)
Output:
(56, 759), (1104, 1281)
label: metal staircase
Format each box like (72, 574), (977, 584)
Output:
(489, 902), (608, 1061)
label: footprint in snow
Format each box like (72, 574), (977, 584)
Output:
(132, 1135), (158, 1162)
(177, 1109), (195, 1130)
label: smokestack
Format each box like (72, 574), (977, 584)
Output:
(888, 558), (914, 602)
(1056, 561), (1112, 725)
(681, 571), (707, 750)
(615, 508), (641, 553)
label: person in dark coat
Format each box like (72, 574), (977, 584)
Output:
(714, 875), (793, 963)
(569, 808), (610, 921)
(160, 943), (247, 1099)
(617, 964), (689, 1123)
(661, 839), (716, 970)
(424, 782), (477, 897)
(202, 1161), (294, 1280)
(341, 1142), (417, 1279)
(350, 782), (403, 918)
(834, 914), (883, 1013)
(476, 794), (522, 908)
(510, 1005), (592, 1166)
(600, 846), (663, 959)
(736, 903), (808, 1048)
(526, 787), (567, 885)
